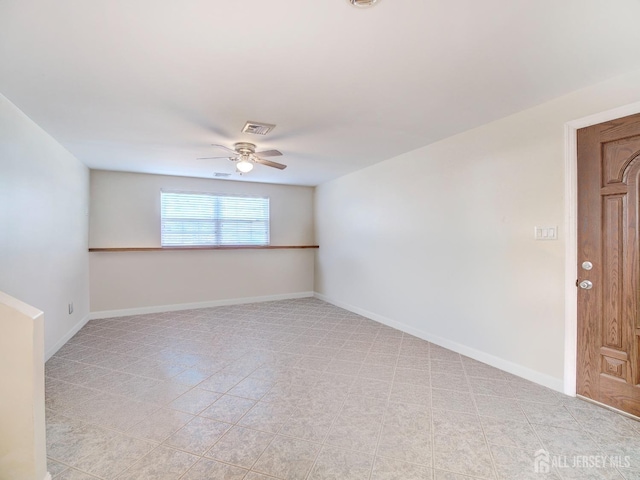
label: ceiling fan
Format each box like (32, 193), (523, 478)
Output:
(198, 142), (287, 173)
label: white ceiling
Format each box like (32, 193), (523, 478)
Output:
(2, 1), (640, 186)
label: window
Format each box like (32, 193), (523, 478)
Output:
(161, 191), (270, 246)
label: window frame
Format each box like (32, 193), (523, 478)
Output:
(160, 190), (271, 247)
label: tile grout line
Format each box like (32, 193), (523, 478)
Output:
(463, 357), (500, 480)
(428, 339), (436, 480)
(302, 318), (383, 480)
(364, 327), (400, 480)
(206, 319), (357, 478)
(566, 404), (631, 480)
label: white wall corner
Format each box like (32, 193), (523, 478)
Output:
(45, 313), (90, 361)
(89, 291), (315, 320)
(315, 292), (565, 393)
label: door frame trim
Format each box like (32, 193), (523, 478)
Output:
(564, 101), (640, 395)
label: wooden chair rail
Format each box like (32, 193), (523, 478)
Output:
(89, 245), (319, 252)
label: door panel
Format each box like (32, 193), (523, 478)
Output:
(577, 113), (640, 416)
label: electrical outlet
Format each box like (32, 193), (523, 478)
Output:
(68, 302), (74, 314)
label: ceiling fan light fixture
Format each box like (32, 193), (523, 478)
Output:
(236, 159), (254, 173)
(348, 0), (379, 7)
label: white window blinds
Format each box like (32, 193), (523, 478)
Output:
(161, 191), (270, 246)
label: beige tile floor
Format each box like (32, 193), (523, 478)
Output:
(45, 298), (640, 479)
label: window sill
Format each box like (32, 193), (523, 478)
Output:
(88, 245), (319, 252)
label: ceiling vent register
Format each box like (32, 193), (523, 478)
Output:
(349, 0), (379, 7)
(242, 122), (276, 136)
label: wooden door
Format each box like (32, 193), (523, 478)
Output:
(577, 113), (640, 416)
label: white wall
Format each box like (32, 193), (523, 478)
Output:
(90, 171), (315, 312)
(315, 70), (640, 391)
(0, 291), (46, 480)
(0, 93), (90, 359)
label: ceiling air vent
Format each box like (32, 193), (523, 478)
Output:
(213, 172), (232, 178)
(348, 0), (379, 6)
(242, 121), (276, 136)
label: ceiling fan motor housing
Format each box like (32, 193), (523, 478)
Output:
(233, 142), (257, 155)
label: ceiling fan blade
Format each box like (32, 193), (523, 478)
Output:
(211, 144), (238, 154)
(255, 149), (282, 157)
(255, 157), (287, 170)
(197, 156), (233, 160)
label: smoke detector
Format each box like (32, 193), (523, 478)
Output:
(348, 0), (379, 7)
(242, 121), (276, 136)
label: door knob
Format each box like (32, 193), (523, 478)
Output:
(579, 280), (593, 290)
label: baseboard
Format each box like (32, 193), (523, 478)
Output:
(89, 291), (315, 320)
(314, 292), (565, 393)
(45, 313), (90, 361)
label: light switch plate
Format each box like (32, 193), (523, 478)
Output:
(534, 226), (558, 240)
